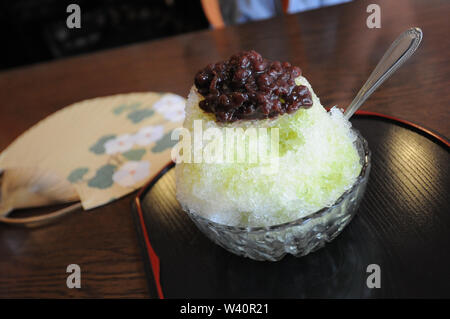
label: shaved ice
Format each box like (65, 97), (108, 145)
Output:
(175, 74), (361, 227)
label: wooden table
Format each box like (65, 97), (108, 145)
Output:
(0, 0), (448, 298)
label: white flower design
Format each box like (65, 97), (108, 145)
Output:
(153, 94), (185, 112)
(162, 108), (185, 122)
(134, 125), (165, 146)
(153, 94), (185, 122)
(112, 161), (151, 187)
(104, 134), (135, 154)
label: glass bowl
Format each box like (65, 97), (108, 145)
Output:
(184, 129), (371, 261)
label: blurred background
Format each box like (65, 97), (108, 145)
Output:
(0, 0), (351, 71)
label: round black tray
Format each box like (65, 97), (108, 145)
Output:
(132, 112), (450, 298)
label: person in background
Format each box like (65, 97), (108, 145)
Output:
(201, 0), (353, 28)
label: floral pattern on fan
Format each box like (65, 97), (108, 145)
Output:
(113, 161), (151, 187)
(67, 94), (184, 190)
(153, 94), (186, 122)
(0, 92), (185, 211)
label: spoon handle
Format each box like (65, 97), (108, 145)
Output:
(344, 27), (423, 119)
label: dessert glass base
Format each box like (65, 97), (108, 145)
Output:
(184, 129), (371, 261)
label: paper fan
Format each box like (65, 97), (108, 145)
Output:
(0, 92), (184, 225)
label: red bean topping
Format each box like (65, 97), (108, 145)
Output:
(194, 50), (313, 122)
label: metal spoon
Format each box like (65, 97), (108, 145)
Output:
(343, 27), (423, 119)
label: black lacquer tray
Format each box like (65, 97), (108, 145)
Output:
(132, 111), (450, 298)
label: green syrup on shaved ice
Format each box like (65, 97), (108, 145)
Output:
(176, 76), (361, 227)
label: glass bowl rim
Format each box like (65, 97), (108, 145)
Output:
(184, 128), (371, 233)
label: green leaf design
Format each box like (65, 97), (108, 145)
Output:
(122, 149), (146, 161)
(67, 167), (89, 183)
(127, 102), (141, 112)
(87, 164), (116, 189)
(127, 109), (154, 123)
(151, 131), (177, 153)
(89, 135), (116, 154)
(113, 104), (126, 115)
(113, 102), (141, 115)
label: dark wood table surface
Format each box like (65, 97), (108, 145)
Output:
(0, 0), (448, 298)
